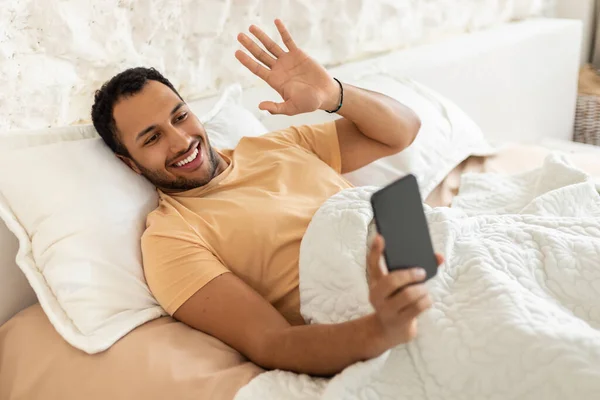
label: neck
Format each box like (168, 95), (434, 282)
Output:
(214, 152), (229, 176)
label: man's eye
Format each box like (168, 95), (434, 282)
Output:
(145, 133), (160, 145)
(175, 112), (188, 123)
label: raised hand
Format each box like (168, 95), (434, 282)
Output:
(235, 19), (340, 116)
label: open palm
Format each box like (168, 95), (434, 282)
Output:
(235, 19), (338, 116)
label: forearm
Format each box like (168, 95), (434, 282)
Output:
(257, 314), (388, 376)
(325, 83), (421, 150)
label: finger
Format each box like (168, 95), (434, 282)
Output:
(274, 19), (298, 51)
(398, 293), (433, 322)
(235, 50), (270, 81)
(374, 268), (427, 299)
(387, 284), (428, 313)
(367, 234), (386, 283)
(237, 33), (276, 68)
(435, 253), (445, 266)
(258, 101), (293, 115)
(249, 24), (284, 57)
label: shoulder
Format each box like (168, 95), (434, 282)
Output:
(144, 199), (179, 232)
(142, 197), (196, 246)
(265, 121), (336, 143)
(239, 122), (335, 147)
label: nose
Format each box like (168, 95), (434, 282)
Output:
(166, 125), (192, 154)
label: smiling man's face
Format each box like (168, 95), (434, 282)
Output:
(113, 80), (224, 192)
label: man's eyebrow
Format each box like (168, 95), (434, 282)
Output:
(170, 101), (186, 115)
(135, 102), (186, 142)
(135, 125), (157, 142)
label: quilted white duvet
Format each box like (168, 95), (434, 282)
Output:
(236, 154), (600, 400)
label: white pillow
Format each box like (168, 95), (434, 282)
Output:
(0, 84), (268, 351)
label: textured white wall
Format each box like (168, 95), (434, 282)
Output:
(0, 0), (551, 132)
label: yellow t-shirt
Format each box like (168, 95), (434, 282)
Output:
(141, 122), (352, 325)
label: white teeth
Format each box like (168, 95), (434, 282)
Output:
(174, 147), (199, 167)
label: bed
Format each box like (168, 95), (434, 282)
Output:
(1, 9), (598, 400)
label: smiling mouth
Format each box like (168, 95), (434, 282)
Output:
(174, 146), (199, 167)
(170, 142), (203, 170)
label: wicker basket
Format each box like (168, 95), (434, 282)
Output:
(574, 65), (600, 146)
(574, 94), (600, 146)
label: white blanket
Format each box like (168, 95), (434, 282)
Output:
(235, 154), (600, 400)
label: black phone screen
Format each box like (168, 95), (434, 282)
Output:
(370, 174), (438, 279)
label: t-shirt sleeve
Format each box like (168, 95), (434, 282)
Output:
(141, 214), (230, 315)
(266, 121), (342, 173)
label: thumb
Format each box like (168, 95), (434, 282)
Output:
(435, 253), (445, 266)
(258, 100), (292, 115)
(367, 234), (387, 283)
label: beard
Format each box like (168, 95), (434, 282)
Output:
(133, 143), (222, 192)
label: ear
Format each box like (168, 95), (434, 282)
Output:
(117, 154), (142, 174)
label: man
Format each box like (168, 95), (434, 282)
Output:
(91, 20), (443, 376)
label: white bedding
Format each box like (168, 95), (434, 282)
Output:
(235, 154), (600, 399)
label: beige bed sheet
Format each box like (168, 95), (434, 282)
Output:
(426, 143), (600, 208)
(0, 304), (263, 400)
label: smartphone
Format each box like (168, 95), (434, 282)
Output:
(370, 174), (438, 280)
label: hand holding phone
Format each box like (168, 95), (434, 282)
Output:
(365, 233), (443, 347)
(366, 175), (444, 347)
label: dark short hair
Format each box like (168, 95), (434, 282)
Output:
(91, 67), (182, 156)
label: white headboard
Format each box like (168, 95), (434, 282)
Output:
(555, 0), (595, 64)
(241, 18), (581, 144)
